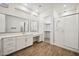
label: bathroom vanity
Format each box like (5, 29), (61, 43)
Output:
(0, 33), (33, 56)
(0, 32), (44, 56)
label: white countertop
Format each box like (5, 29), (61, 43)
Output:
(0, 32), (32, 39)
(30, 32), (43, 37)
(0, 32), (43, 40)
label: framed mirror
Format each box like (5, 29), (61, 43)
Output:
(6, 15), (29, 33)
(30, 20), (39, 32)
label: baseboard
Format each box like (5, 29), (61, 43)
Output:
(53, 42), (79, 53)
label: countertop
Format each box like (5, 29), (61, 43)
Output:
(0, 32), (43, 40)
(0, 32), (32, 39)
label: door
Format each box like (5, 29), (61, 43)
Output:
(55, 17), (65, 45)
(63, 14), (78, 49)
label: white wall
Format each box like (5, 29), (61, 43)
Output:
(53, 4), (79, 18)
(0, 4), (30, 19)
(0, 4), (43, 33)
(38, 17), (44, 33)
(0, 40), (2, 55)
(0, 14), (5, 32)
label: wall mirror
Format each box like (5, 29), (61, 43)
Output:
(6, 15), (29, 33)
(30, 20), (39, 32)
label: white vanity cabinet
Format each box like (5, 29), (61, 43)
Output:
(2, 37), (16, 55)
(0, 40), (2, 56)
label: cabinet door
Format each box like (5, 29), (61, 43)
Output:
(26, 35), (33, 47)
(0, 14), (5, 32)
(39, 34), (44, 42)
(3, 37), (16, 55)
(0, 40), (2, 56)
(16, 36), (26, 51)
(55, 18), (65, 45)
(63, 14), (78, 49)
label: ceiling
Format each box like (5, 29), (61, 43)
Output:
(18, 3), (54, 15)
(15, 3), (78, 16)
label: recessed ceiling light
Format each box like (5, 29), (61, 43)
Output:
(35, 9), (39, 12)
(15, 5), (31, 13)
(64, 5), (66, 7)
(23, 3), (28, 6)
(32, 12), (38, 16)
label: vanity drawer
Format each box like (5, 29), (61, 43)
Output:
(3, 37), (15, 43)
(3, 46), (15, 55)
(2, 37), (16, 55)
(3, 42), (15, 49)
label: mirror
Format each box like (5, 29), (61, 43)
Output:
(30, 20), (39, 32)
(6, 15), (29, 33)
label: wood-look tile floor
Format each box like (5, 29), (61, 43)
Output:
(9, 42), (79, 56)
